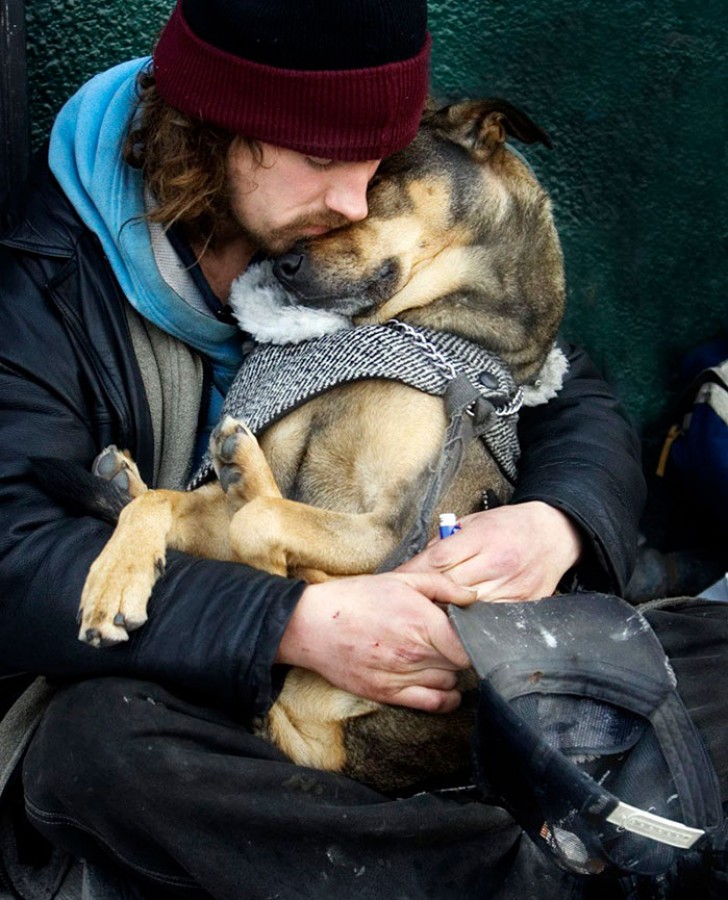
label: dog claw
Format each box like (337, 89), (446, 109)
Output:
(81, 623), (129, 647)
(219, 465), (242, 493)
(220, 434), (239, 460)
(154, 558), (165, 578)
(113, 613), (126, 627)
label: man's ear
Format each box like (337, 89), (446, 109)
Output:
(426, 99), (552, 161)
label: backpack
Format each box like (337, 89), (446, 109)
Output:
(658, 335), (728, 531)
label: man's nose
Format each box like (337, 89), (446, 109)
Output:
(324, 161), (379, 223)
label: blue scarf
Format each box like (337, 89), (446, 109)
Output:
(48, 58), (243, 400)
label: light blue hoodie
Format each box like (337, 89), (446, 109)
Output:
(49, 58), (244, 403)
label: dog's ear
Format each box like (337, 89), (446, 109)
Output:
(426, 99), (552, 161)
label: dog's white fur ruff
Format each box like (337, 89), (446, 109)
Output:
(229, 261), (567, 404)
(521, 346), (569, 407)
(229, 261), (352, 345)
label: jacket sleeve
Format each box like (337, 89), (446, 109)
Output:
(0, 246), (303, 719)
(512, 340), (646, 594)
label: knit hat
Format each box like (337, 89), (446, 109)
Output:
(153, 0), (431, 161)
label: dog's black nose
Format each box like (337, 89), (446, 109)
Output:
(273, 253), (304, 285)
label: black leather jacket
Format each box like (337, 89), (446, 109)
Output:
(0, 152), (645, 717)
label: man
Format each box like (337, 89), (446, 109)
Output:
(0, 1), (661, 897)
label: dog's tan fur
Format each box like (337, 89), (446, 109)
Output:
(77, 100), (565, 792)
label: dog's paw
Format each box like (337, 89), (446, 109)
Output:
(210, 417), (255, 492)
(78, 499), (166, 646)
(92, 446), (147, 499)
(78, 552), (161, 647)
(210, 416), (280, 507)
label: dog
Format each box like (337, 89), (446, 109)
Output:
(63, 99), (566, 792)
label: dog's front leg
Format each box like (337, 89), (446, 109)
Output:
(211, 416), (283, 512)
(210, 417), (400, 577)
(79, 484), (229, 646)
(228, 498), (398, 578)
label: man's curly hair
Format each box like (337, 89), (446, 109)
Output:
(124, 68), (260, 247)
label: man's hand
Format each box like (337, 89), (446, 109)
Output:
(397, 501), (582, 601)
(276, 572), (477, 713)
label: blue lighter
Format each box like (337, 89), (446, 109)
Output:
(438, 513), (461, 539)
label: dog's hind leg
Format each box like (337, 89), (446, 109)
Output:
(257, 668), (380, 773)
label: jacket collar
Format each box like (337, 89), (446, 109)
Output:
(0, 146), (81, 259)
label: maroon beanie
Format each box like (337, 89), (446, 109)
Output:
(153, 0), (431, 161)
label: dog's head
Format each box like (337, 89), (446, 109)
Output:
(272, 99), (565, 383)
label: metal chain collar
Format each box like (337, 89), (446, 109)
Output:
(387, 319), (524, 417)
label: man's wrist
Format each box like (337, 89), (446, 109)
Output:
(527, 500), (583, 570)
(275, 584), (323, 667)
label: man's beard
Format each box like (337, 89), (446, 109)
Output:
(237, 213), (350, 257)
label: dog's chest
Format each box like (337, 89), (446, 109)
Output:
(259, 382), (449, 516)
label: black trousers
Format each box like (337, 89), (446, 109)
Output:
(20, 600), (728, 900)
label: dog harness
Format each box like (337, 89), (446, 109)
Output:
(188, 321), (534, 566)
(190, 321), (521, 482)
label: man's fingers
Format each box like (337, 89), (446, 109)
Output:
(397, 536), (481, 579)
(389, 685), (463, 714)
(384, 572), (474, 668)
(394, 570), (477, 605)
(406, 668), (459, 691)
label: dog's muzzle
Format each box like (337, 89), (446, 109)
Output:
(273, 252), (310, 296)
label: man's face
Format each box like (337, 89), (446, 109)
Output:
(225, 139), (381, 256)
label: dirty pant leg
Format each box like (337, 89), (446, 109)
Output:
(22, 602), (728, 900)
(21, 677), (530, 900)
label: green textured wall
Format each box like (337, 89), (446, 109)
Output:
(25, 0), (728, 429)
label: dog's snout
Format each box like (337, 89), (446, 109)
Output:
(273, 253), (305, 285)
